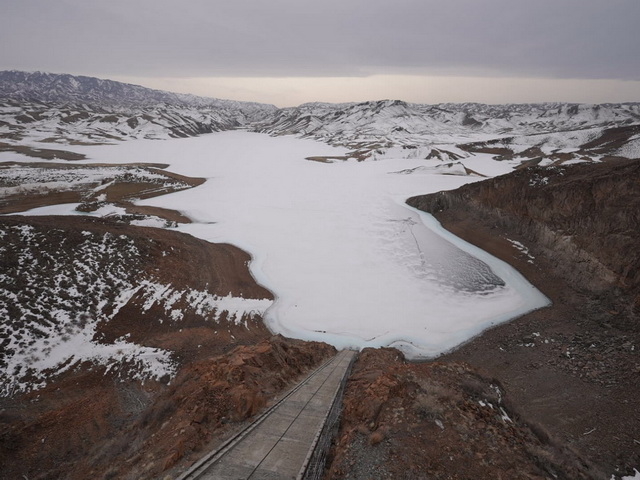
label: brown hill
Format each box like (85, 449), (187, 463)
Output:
(0, 215), (334, 479)
(325, 159), (640, 479)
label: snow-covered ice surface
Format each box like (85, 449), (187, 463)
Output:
(54, 131), (551, 358)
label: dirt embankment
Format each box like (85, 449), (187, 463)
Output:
(327, 349), (599, 479)
(0, 215), (335, 479)
(326, 159), (640, 479)
(0, 142), (88, 161)
(408, 158), (640, 305)
(406, 159), (640, 477)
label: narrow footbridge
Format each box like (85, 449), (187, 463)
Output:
(178, 349), (357, 480)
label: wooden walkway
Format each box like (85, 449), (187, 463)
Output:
(178, 349), (356, 480)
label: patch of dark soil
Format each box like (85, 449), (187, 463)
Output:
(0, 142), (86, 160)
(121, 204), (193, 223)
(326, 349), (600, 479)
(306, 156), (350, 163)
(0, 189), (85, 213)
(60, 111), (91, 124)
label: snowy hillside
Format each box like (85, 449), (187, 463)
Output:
(0, 71), (277, 143)
(1, 72), (639, 164)
(256, 100), (640, 141)
(0, 222), (175, 395)
(0, 216), (271, 396)
(0, 98), (249, 143)
(0, 70), (277, 115)
(254, 100), (640, 163)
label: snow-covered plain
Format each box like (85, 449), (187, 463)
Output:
(50, 131), (549, 358)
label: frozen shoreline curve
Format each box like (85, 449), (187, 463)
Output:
(17, 131), (551, 358)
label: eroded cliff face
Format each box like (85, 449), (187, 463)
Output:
(408, 158), (640, 312)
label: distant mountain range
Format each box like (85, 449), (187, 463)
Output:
(1, 70), (639, 164)
(0, 71), (278, 141)
(257, 99), (640, 143)
(0, 70), (276, 113)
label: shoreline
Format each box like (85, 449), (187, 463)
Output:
(431, 207), (640, 475)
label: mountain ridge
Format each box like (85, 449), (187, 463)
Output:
(0, 70), (278, 113)
(3, 70), (639, 119)
(1, 70), (639, 163)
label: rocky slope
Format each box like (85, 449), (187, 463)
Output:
(327, 349), (600, 480)
(0, 214), (335, 479)
(408, 158), (640, 306)
(0, 97), (259, 144)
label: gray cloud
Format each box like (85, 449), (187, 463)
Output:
(1, 0), (638, 81)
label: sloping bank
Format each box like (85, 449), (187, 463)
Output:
(323, 158), (640, 479)
(0, 215), (335, 480)
(407, 158), (640, 305)
(406, 158), (640, 477)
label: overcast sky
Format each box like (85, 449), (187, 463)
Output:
(2, 0), (639, 106)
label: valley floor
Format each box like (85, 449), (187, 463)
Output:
(1, 132), (639, 479)
(3, 131), (548, 358)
